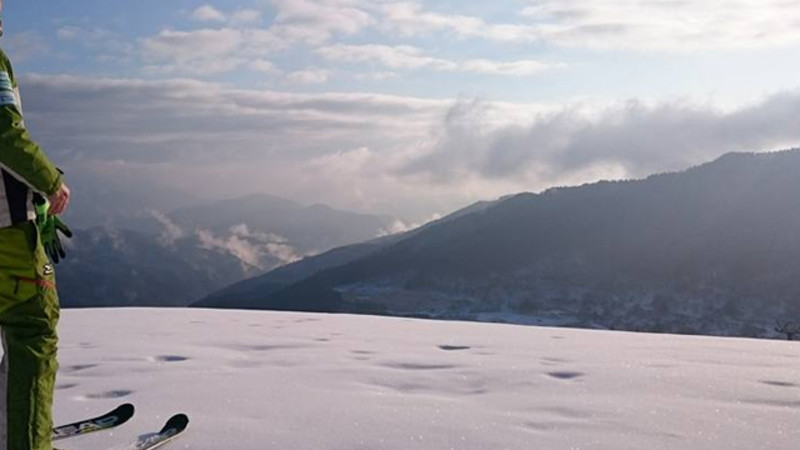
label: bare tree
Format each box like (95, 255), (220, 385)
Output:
(775, 321), (800, 341)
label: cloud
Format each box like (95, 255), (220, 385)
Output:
(146, 208), (302, 269)
(139, 25), (296, 75)
(143, 28), (244, 62)
(376, 213), (442, 236)
(19, 73), (525, 219)
(250, 59), (281, 74)
(401, 93), (800, 186)
(518, 0), (800, 51)
(142, 1), (372, 76)
(318, 44), (562, 76)
(22, 72), (800, 222)
(285, 68), (331, 84)
(18, 74), (451, 167)
(230, 224), (301, 266)
(196, 224), (301, 270)
(3, 31), (51, 62)
(375, 1), (800, 51)
(192, 5), (226, 22)
(57, 26), (87, 40)
(141, 28), (249, 75)
(355, 71), (398, 81)
(378, 2), (539, 42)
(196, 228), (261, 269)
(142, 2), (576, 78)
(308, 146), (374, 174)
(319, 44), (455, 70)
(459, 59), (564, 76)
(150, 210), (185, 246)
(192, 5), (262, 25)
(270, 0), (374, 44)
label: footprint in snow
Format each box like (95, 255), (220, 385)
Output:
(351, 350), (375, 361)
(540, 406), (593, 420)
(380, 362), (460, 371)
(240, 344), (308, 352)
(541, 357), (572, 366)
(760, 380), (798, 388)
(82, 390), (133, 400)
(149, 355), (189, 363)
(546, 371), (585, 381)
(439, 345), (471, 351)
(62, 364), (98, 374)
(741, 398), (800, 409)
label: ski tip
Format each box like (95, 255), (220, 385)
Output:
(159, 414), (189, 435)
(52, 402), (136, 441)
(113, 403), (136, 424)
(116, 403), (135, 414)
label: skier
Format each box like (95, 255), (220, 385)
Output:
(0, 1), (73, 449)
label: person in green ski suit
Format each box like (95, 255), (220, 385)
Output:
(0, 1), (73, 448)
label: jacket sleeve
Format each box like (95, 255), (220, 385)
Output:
(0, 49), (62, 196)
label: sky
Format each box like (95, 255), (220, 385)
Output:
(4, 0), (800, 222)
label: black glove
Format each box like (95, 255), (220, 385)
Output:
(42, 215), (72, 264)
(35, 199), (73, 264)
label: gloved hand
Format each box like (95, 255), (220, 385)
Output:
(34, 197), (73, 264)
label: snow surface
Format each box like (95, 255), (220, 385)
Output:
(43, 308), (800, 449)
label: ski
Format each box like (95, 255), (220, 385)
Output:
(131, 414), (189, 450)
(53, 403), (135, 441)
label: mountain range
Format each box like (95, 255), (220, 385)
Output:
(194, 197), (500, 308)
(58, 193), (399, 307)
(195, 149), (800, 338)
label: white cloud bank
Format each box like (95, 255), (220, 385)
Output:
(147, 210), (302, 270)
(141, 1), (571, 79)
(196, 224), (301, 271)
(286, 68), (332, 84)
(130, 0), (800, 86)
(519, 0), (800, 51)
(401, 94), (800, 186)
(379, 0), (800, 51)
(20, 73), (800, 220)
(191, 5), (226, 23)
(192, 5), (262, 25)
(318, 44), (563, 76)
(130, 0), (800, 84)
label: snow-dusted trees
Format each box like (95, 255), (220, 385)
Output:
(774, 321), (800, 341)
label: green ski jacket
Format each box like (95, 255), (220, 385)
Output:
(0, 48), (62, 229)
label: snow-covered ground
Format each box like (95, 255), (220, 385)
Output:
(48, 308), (799, 449)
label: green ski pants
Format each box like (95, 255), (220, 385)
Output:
(0, 221), (59, 450)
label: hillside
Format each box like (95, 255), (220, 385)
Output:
(202, 149), (800, 338)
(58, 194), (400, 307)
(51, 308), (800, 449)
(167, 193), (397, 254)
(195, 197), (501, 308)
(58, 227), (252, 307)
